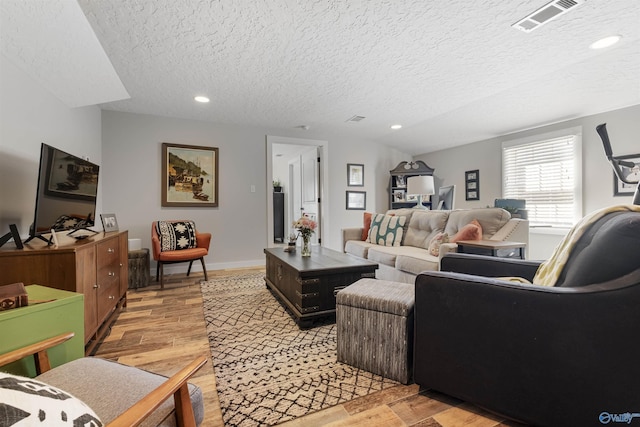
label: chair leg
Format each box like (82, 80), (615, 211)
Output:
(200, 257), (208, 281)
(187, 260), (194, 277)
(156, 262), (160, 282)
(159, 263), (164, 290)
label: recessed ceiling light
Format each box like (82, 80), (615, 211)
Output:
(390, 124), (402, 130)
(194, 96), (210, 103)
(589, 35), (621, 50)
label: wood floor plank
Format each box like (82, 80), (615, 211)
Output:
(95, 267), (521, 427)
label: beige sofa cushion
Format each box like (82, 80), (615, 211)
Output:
(444, 208), (511, 238)
(403, 210), (449, 249)
(344, 240), (376, 259)
(395, 248), (440, 275)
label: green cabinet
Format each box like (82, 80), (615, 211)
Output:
(0, 285), (84, 377)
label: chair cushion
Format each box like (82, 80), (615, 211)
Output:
(0, 371), (103, 426)
(157, 221), (198, 251)
(37, 357), (204, 427)
(156, 247), (208, 262)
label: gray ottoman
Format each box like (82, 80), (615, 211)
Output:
(336, 278), (415, 384)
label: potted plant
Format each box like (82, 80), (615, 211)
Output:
(273, 179), (282, 192)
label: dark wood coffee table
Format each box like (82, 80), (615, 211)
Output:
(264, 246), (378, 328)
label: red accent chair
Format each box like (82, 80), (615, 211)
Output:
(151, 221), (211, 289)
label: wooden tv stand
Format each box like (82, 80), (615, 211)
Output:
(0, 230), (128, 355)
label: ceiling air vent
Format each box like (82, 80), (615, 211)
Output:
(346, 115), (366, 123)
(512, 0), (582, 33)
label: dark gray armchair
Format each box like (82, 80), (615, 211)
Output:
(413, 208), (640, 427)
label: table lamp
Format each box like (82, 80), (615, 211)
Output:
(407, 176), (435, 209)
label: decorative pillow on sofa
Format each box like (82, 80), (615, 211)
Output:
(428, 232), (450, 256)
(0, 371), (103, 426)
(368, 214), (406, 246)
(450, 219), (483, 242)
(157, 221), (198, 251)
(361, 212), (373, 241)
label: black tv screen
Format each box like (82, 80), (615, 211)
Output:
(30, 143), (99, 239)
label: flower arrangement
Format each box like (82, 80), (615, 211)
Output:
(293, 215), (316, 256)
(292, 215), (317, 238)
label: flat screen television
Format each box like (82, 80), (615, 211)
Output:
(26, 143), (99, 244)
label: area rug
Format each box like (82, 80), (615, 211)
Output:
(201, 272), (398, 426)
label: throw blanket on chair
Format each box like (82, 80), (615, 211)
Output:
(532, 205), (640, 287)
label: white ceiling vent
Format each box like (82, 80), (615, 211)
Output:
(346, 115), (366, 122)
(512, 0), (582, 33)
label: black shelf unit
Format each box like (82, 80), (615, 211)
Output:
(389, 161), (435, 210)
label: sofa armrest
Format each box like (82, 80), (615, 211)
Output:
(489, 218), (529, 256)
(440, 253), (541, 281)
(341, 227), (364, 251)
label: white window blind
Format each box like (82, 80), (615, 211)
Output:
(503, 132), (580, 228)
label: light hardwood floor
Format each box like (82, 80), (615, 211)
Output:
(94, 267), (526, 427)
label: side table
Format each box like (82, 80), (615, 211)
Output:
(456, 239), (526, 259)
(128, 248), (150, 289)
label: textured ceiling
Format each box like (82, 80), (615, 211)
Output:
(3, 0), (639, 155)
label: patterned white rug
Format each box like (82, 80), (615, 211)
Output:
(201, 273), (397, 426)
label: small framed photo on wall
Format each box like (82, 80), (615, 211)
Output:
(465, 169), (480, 201)
(346, 191), (366, 210)
(347, 163), (364, 186)
(613, 154), (640, 196)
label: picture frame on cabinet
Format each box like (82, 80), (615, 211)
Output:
(100, 213), (119, 232)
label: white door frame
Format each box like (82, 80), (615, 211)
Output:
(266, 135), (328, 247)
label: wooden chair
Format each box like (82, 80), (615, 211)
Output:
(151, 220), (211, 289)
(0, 332), (207, 426)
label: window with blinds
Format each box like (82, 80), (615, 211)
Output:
(502, 130), (581, 228)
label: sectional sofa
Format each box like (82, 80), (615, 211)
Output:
(341, 208), (529, 283)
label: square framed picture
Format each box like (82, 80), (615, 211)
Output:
(613, 154), (640, 196)
(347, 163), (364, 186)
(162, 143), (219, 207)
(346, 191), (366, 210)
(100, 213), (119, 232)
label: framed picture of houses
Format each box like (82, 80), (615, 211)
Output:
(162, 143), (219, 207)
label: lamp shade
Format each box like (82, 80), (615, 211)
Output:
(407, 176), (435, 196)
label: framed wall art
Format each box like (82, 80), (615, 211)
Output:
(347, 163), (364, 186)
(346, 191), (366, 210)
(613, 154), (640, 196)
(162, 143), (219, 207)
(465, 169), (480, 201)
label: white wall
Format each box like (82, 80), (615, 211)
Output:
(101, 110), (409, 272)
(414, 104), (640, 259)
(0, 53), (102, 240)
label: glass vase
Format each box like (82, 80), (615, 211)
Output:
(301, 234), (311, 257)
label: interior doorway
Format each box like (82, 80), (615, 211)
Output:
(266, 136), (328, 247)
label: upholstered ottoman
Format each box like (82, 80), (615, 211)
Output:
(336, 278), (415, 384)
